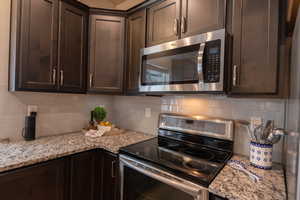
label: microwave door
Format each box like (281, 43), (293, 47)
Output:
(139, 29), (226, 93)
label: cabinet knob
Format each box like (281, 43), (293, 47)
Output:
(233, 65), (239, 86)
(173, 18), (179, 36)
(52, 68), (56, 84)
(60, 70), (64, 86)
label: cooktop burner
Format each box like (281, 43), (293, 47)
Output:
(120, 114), (234, 187)
(120, 136), (232, 187)
(182, 149), (215, 161)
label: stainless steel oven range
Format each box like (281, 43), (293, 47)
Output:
(119, 113), (234, 200)
(139, 29), (226, 94)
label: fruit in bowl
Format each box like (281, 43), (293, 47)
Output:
(100, 121), (112, 127)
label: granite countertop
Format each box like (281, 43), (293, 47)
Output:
(0, 130), (154, 173)
(0, 132), (286, 200)
(209, 155), (286, 200)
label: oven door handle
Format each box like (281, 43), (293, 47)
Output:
(197, 43), (206, 83)
(120, 155), (208, 200)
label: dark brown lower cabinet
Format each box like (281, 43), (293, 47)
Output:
(69, 150), (100, 200)
(101, 151), (119, 200)
(0, 150), (119, 200)
(0, 158), (67, 200)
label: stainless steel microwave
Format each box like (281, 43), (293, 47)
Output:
(139, 29), (226, 93)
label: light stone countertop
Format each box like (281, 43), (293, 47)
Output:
(0, 132), (286, 200)
(0, 130), (154, 173)
(209, 155), (286, 200)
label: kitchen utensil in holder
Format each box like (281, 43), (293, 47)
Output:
(250, 141), (273, 170)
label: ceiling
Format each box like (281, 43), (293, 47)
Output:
(78, 0), (146, 10)
(109, 0), (127, 5)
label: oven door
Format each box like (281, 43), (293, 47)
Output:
(119, 155), (208, 200)
(139, 29), (225, 93)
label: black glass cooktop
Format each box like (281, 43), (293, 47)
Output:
(120, 135), (232, 187)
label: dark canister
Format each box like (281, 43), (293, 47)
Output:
(22, 112), (37, 141)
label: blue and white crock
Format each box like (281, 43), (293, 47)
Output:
(250, 142), (273, 170)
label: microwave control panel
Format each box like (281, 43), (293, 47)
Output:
(203, 40), (221, 83)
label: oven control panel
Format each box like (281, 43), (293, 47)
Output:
(204, 40), (221, 83)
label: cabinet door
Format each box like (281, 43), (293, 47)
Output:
(181, 0), (225, 38)
(147, 0), (181, 46)
(69, 151), (100, 200)
(126, 9), (146, 94)
(0, 159), (66, 200)
(88, 15), (125, 94)
(101, 151), (118, 200)
(15, 0), (59, 91)
(58, 2), (87, 93)
(229, 0), (279, 95)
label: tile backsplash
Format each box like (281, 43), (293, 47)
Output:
(112, 95), (286, 163)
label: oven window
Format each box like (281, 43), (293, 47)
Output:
(123, 166), (194, 200)
(141, 44), (201, 86)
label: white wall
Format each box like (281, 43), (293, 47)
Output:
(0, 0), (114, 141)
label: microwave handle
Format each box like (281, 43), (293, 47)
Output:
(120, 155), (208, 200)
(197, 43), (206, 83)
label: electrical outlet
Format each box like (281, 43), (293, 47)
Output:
(145, 108), (152, 118)
(27, 105), (38, 116)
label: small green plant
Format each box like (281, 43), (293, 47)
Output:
(93, 106), (107, 123)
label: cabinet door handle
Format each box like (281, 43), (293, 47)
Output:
(111, 161), (116, 178)
(52, 68), (56, 84)
(173, 18), (179, 36)
(233, 65), (239, 86)
(181, 17), (187, 34)
(60, 70), (64, 86)
(89, 73), (93, 88)
(197, 43), (206, 83)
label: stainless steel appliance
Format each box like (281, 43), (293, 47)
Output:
(119, 113), (234, 200)
(139, 29), (226, 93)
(284, 9), (300, 200)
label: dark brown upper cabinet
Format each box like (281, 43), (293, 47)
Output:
(88, 15), (125, 94)
(181, 0), (225, 38)
(126, 9), (146, 94)
(0, 159), (67, 200)
(147, 0), (181, 46)
(146, 0), (225, 46)
(9, 0), (88, 93)
(10, 0), (59, 92)
(58, 2), (88, 93)
(228, 0), (287, 96)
